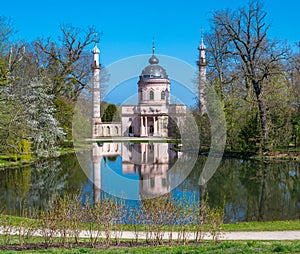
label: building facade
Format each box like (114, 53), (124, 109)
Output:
(121, 52), (186, 137)
(92, 40), (206, 138)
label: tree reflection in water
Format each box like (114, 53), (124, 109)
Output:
(183, 157), (300, 222)
(0, 145), (299, 222)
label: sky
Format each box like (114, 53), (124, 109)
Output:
(2, 0), (300, 106)
(2, 0), (299, 66)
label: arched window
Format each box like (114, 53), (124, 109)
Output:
(115, 126), (118, 135)
(161, 90), (165, 100)
(149, 90), (154, 100)
(107, 126), (111, 136)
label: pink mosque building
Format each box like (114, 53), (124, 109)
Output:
(91, 40), (206, 138)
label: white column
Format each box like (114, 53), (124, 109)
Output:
(140, 116), (144, 136)
(145, 116), (148, 136)
(157, 117), (161, 136)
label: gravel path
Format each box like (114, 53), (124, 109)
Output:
(116, 230), (300, 240)
(1, 227), (300, 240)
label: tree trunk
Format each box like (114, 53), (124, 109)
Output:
(253, 81), (268, 149)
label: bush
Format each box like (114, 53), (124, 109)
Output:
(0, 192), (225, 248)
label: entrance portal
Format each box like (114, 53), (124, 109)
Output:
(149, 125), (154, 136)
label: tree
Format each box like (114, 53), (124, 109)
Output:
(206, 26), (237, 101)
(35, 25), (100, 101)
(0, 16), (15, 55)
(0, 77), (65, 158)
(0, 18), (65, 158)
(35, 25), (101, 139)
(0, 18), (31, 159)
(210, 0), (289, 149)
(102, 103), (120, 122)
(287, 46), (300, 147)
(24, 80), (65, 157)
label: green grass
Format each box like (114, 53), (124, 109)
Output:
(0, 240), (300, 253)
(0, 215), (38, 227)
(2, 214), (300, 232)
(222, 220), (300, 231)
(60, 220), (300, 233)
(0, 218), (299, 253)
(0, 146), (74, 169)
(108, 219), (300, 232)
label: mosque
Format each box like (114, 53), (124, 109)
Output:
(91, 39), (207, 201)
(91, 39), (207, 138)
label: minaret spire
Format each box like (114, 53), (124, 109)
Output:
(152, 38), (155, 55)
(149, 38), (159, 65)
(197, 33), (207, 114)
(92, 44), (100, 68)
(92, 44), (101, 138)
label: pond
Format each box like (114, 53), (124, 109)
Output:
(0, 142), (299, 223)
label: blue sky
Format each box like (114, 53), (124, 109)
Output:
(2, 0), (299, 66)
(2, 0), (299, 106)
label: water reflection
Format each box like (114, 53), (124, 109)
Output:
(0, 143), (299, 222)
(92, 142), (179, 201)
(182, 157), (300, 222)
(0, 154), (88, 215)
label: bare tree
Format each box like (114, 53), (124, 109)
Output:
(210, 0), (288, 148)
(35, 24), (100, 101)
(205, 27), (236, 101)
(0, 16), (15, 54)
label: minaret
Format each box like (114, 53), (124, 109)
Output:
(197, 37), (207, 114)
(91, 45), (102, 202)
(92, 45), (101, 138)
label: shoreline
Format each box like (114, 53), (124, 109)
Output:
(0, 147), (76, 169)
(1, 147), (300, 169)
(199, 150), (300, 162)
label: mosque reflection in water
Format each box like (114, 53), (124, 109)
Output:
(91, 142), (182, 201)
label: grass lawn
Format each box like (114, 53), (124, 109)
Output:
(0, 240), (300, 253)
(2, 214), (300, 232)
(222, 220), (300, 231)
(0, 216), (299, 253)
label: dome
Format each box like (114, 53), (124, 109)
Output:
(149, 55), (159, 64)
(140, 55), (168, 80)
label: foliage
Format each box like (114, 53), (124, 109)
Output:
(0, 192), (224, 249)
(206, 0), (289, 150)
(0, 1), (300, 160)
(238, 113), (260, 153)
(0, 19), (105, 158)
(101, 103), (121, 122)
